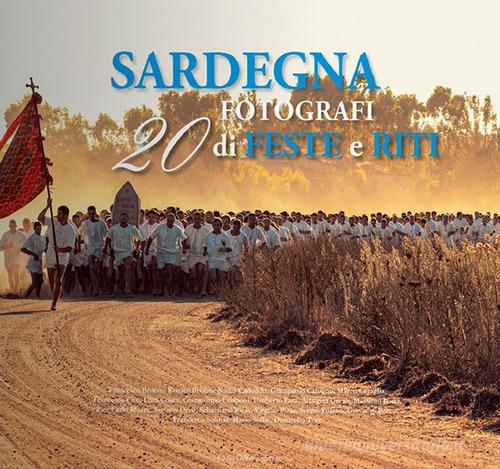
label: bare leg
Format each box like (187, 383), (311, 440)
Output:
(189, 267), (197, 295)
(114, 265), (122, 295)
(62, 265), (74, 296)
(175, 267), (184, 296)
(151, 257), (159, 295)
(76, 266), (89, 296)
(13, 265), (20, 293)
(196, 263), (207, 296)
(106, 264), (114, 295)
(51, 265), (67, 310)
(208, 269), (217, 294)
(124, 256), (134, 295)
(47, 267), (55, 292)
(88, 256), (101, 295)
(159, 266), (167, 295)
(34, 273), (43, 297)
(25, 272), (37, 298)
(7, 265), (20, 293)
(165, 264), (176, 296)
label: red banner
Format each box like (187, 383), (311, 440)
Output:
(0, 94), (51, 219)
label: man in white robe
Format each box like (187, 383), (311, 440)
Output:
(439, 215), (456, 247)
(81, 205), (108, 296)
(184, 211), (210, 296)
(262, 218), (282, 250)
(146, 212), (185, 296)
(389, 215), (404, 248)
(293, 213), (312, 240)
(275, 217), (291, 243)
(375, 219), (393, 251)
(228, 219), (248, 269)
(38, 198), (77, 310)
(471, 215), (494, 243)
(21, 221), (45, 298)
(361, 216), (373, 242)
(204, 218), (233, 290)
(140, 210), (159, 295)
(318, 211), (331, 235)
(105, 212), (142, 296)
(310, 213), (324, 237)
(242, 213), (267, 249)
(493, 215), (500, 240)
(336, 215), (352, 242)
(280, 212), (298, 240)
(0, 220), (27, 294)
(404, 215), (421, 241)
(418, 219), (429, 240)
(350, 217), (363, 245)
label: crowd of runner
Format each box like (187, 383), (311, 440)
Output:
(0, 200), (498, 309)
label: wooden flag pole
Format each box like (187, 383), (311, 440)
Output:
(26, 78), (61, 284)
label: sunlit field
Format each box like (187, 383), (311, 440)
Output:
(221, 236), (499, 418)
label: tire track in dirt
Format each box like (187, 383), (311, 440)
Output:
(0, 298), (498, 468)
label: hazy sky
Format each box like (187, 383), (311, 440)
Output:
(0, 0), (499, 282)
(1, 0), (498, 133)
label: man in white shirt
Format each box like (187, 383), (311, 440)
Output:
(328, 215), (340, 239)
(418, 218), (429, 240)
(318, 211), (331, 235)
(293, 212), (312, 240)
(105, 212), (142, 296)
(435, 214), (444, 234)
(473, 211), (483, 226)
(404, 215), (421, 241)
(21, 221), (45, 298)
(242, 213), (267, 249)
(349, 217), (363, 245)
(204, 218), (233, 291)
(361, 215), (373, 242)
(70, 213), (90, 296)
(336, 214), (352, 242)
(439, 215), (456, 247)
(0, 219), (26, 294)
(140, 210), (159, 295)
(281, 212), (298, 240)
(375, 219), (393, 251)
(425, 212), (439, 236)
(452, 212), (468, 245)
(471, 215), (494, 243)
(19, 218), (33, 283)
(389, 215), (404, 248)
(184, 211), (210, 297)
(262, 218), (282, 250)
(275, 217), (291, 243)
(221, 214), (232, 233)
(228, 219), (248, 272)
(493, 215), (500, 240)
(80, 205), (108, 296)
(38, 198), (77, 310)
(21, 218), (33, 237)
(369, 218), (378, 238)
(203, 211), (214, 231)
(146, 212), (185, 296)
(310, 213), (324, 237)
(453, 212), (468, 232)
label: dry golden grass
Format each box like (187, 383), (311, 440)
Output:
(222, 237), (500, 388)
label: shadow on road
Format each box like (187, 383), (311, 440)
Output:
(0, 309), (48, 317)
(57, 295), (219, 304)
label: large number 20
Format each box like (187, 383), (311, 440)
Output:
(111, 116), (211, 173)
